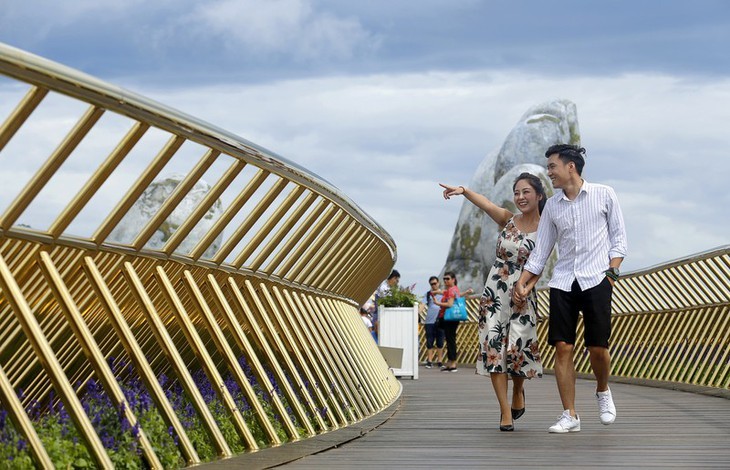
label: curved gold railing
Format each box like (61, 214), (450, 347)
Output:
(421, 246), (730, 390)
(0, 43), (399, 468)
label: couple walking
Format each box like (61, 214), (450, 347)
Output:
(441, 143), (628, 433)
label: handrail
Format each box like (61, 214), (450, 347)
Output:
(422, 246), (730, 390)
(0, 43), (399, 469)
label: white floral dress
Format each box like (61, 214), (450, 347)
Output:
(476, 217), (543, 378)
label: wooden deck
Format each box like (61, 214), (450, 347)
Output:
(206, 366), (730, 469)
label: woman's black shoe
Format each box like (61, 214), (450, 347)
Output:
(511, 389), (525, 420)
(499, 414), (514, 431)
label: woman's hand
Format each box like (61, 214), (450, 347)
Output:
(439, 183), (465, 200)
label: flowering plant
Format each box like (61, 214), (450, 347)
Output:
(378, 284), (419, 307)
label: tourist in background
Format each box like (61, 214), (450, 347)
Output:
(360, 307), (374, 337)
(373, 269), (400, 343)
(422, 276), (445, 368)
(441, 172), (546, 431)
(514, 144), (627, 433)
(431, 271), (460, 372)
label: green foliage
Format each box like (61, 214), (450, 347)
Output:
(378, 285), (419, 307)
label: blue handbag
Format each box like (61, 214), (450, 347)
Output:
(444, 296), (468, 321)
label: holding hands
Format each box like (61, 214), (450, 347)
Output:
(512, 282), (529, 307)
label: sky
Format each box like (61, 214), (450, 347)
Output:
(1, 0), (729, 293)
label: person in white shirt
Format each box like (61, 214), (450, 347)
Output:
(360, 307), (374, 332)
(513, 144), (627, 434)
(373, 269), (400, 343)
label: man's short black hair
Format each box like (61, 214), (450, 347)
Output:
(545, 144), (586, 176)
(388, 269), (400, 280)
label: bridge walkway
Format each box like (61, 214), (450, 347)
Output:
(273, 365), (730, 469)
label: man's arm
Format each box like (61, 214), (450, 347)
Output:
(606, 187), (628, 262)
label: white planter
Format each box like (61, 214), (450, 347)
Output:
(378, 305), (419, 379)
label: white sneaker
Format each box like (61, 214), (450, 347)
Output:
(596, 388), (616, 425)
(548, 410), (581, 433)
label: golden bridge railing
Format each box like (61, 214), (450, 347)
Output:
(421, 246), (730, 390)
(0, 43), (399, 468)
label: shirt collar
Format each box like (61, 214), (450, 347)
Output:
(559, 179), (589, 201)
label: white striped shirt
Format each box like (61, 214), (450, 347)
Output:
(524, 180), (628, 292)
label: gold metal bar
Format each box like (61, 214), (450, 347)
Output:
(93, 134), (185, 244)
(279, 288), (349, 427)
(296, 219), (357, 285)
(189, 168), (270, 260)
(122, 262), (232, 458)
(318, 231), (371, 291)
(248, 191), (317, 272)
(204, 274), (283, 444)
(154, 266), (253, 450)
(271, 286), (338, 429)
(284, 211), (347, 281)
(654, 311), (689, 381)
(241, 280), (315, 436)
(702, 307), (730, 386)
(83, 256), (200, 464)
(162, 159), (246, 255)
(297, 293), (364, 421)
(211, 177), (289, 264)
(84, 256), (200, 465)
(131, 149), (221, 250)
(225, 278), (301, 440)
(339, 237), (382, 297)
(48, 122), (150, 237)
(0, 86), (48, 152)
(38, 252), (163, 469)
(332, 239), (378, 296)
(307, 223), (364, 287)
(258, 282), (327, 431)
(263, 199), (330, 274)
(681, 307), (722, 384)
(0, 252), (114, 469)
(182, 270), (280, 448)
(317, 296), (377, 413)
(328, 299), (387, 406)
(1, 105), (105, 230)
(232, 185), (306, 268)
(0, 363), (54, 468)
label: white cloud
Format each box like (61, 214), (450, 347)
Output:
(186, 0), (378, 60)
(137, 70), (729, 288)
(2, 68), (728, 291)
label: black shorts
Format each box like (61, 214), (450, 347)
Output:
(548, 277), (613, 348)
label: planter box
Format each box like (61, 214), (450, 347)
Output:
(378, 305), (419, 379)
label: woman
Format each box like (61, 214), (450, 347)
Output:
(440, 173), (545, 431)
(431, 271), (460, 372)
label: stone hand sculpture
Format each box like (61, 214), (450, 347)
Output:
(442, 99), (580, 292)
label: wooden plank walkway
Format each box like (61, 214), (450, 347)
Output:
(273, 366), (730, 469)
(203, 365), (730, 469)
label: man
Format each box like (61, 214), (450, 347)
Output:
(513, 144), (627, 433)
(422, 276), (446, 368)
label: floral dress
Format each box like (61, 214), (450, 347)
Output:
(476, 217), (543, 378)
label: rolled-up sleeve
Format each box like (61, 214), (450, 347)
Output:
(606, 187), (628, 259)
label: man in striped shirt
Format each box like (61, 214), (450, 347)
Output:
(514, 144), (627, 434)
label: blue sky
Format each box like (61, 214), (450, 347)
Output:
(1, 0), (729, 292)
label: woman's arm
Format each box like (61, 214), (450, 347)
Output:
(432, 294), (455, 308)
(440, 183), (513, 227)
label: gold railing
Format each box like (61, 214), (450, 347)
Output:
(421, 246), (730, 390)
(0, 43), (399, 468)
